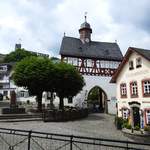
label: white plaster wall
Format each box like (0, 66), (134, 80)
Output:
(64, 75), (117, 114)
(116, 52), (150, 117)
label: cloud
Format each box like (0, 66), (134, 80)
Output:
(0, 0), (150, 56)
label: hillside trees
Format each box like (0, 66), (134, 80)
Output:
(4, 48), (36, 63)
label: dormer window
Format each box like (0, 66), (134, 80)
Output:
(129, 61), (134, 70)
(136, 57), (142, 68)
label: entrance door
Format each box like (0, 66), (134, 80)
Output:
(132, 107), (140, 127)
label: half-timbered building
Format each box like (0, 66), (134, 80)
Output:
(59, 17), (123, 113)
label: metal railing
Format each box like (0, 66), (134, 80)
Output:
(0, 127), (149, 150)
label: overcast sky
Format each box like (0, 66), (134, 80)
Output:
(0, 0), (150, 57)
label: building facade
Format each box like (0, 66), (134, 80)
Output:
(0, 44), (49, 103)
(111, 47), (150, 127)
(0, 63), (16, 100)
(59, 17), (123, 113)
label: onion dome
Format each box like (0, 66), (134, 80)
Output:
(79, 21), (92, 33)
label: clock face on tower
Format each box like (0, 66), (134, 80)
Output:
(85, 38), (90, 43)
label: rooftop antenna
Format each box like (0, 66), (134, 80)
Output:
(84, 12), (87, 22)
(64, 32), (66, 37)
(115, 39), (117, 43)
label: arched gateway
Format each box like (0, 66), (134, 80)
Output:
(87, 86), (107, 113)
(59, 16), (123, 114)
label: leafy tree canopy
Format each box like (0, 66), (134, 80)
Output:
(13, 56), (54, 111)
(88, 86), (100, 104)
(13, 57), (85, 111)
(4, 48), (36, 63)
(55, 62), (85, 109)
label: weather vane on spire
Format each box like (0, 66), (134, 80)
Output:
(84, 12), (87, 22)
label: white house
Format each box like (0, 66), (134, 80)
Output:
(0, 63), (16, 100)
(111, 47), (150, 128)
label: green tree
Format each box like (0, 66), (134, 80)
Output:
(13, 56), (54, 111)
(4, 48), (36, 63)
(55, 62), (85, 110)
(88, 86), (100, 105)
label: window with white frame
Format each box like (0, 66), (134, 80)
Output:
(130, 81), (138, 97)
(146, 110), (150, 125)
(20, 91), (25, 97)
(143, 80), (150, 96)
(136, 57), (142, 68)
(120, 83), (127, 98)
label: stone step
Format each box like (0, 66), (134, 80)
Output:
(0, 113), (43, 120)
(0, 101), (10, 107)
(0, 118), (42, 122)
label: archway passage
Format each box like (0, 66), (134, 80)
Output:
(87, 86), (107, 113)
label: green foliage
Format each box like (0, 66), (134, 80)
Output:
(88, 86), (100, 104)
(54, 62), (85, 109)
(126, 124), (132, 129)
(121, 118), (132, 129)
(4, 48), (36, 63)
(13, 58), (85, 111)
(134, 125), (140, 131)
(50, 57), (60, 63)
(115, 116), (124, 129)
(13, 56), (54, 111)
(123, 123), (132, 129)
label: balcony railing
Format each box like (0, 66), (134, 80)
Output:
(0, 127), (150, 150)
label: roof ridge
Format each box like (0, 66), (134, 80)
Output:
(130, 46), (150, 52)
(64, 36), (118, 44)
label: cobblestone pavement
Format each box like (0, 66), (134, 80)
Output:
(0, 113), (131, 141)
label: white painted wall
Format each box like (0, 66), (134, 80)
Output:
(60, 75), (117, 114)
(116, 52), (150, 117)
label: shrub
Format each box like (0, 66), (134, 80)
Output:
(126, 124), (132, 129)
(43, 108), (88, 122)
(144, 125), (150, 131)
(115, 116), (123, 129)
(134, 125), (140, 131)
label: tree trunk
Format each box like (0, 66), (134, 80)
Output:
(59, 96), (64, 110)
(37, 93), (42, 112)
